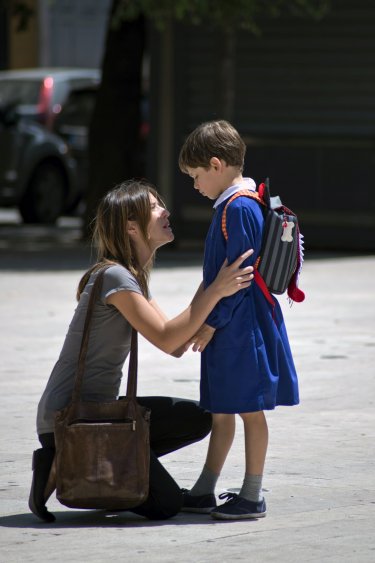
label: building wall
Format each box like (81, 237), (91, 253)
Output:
(39, 0), (110, 68)
(0, 4), (9, 69)
(8, 0), (39, 69)
(150, 0), (375, 250)
(3, 0), (109, 70)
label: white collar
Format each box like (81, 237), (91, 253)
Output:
(213, 177), (256, 208)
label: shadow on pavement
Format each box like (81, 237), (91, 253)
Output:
(0, 220), (204, 271)
(0, 246), (205, 272)
(1, 213), (371, 272)
(0, 510), (235, 528)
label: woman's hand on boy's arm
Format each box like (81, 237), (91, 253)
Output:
(189, 323), (216, 352)
(212, 249), (254, 298)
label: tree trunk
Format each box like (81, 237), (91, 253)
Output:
(84, 2), (145, 236)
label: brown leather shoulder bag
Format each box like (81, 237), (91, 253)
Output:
(54, 266), (150, 510)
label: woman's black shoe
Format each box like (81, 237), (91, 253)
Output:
(28, 448), (56, 523)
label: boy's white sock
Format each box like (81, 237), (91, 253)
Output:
(239, 473), (263, 502)
(189, 464), (219, 496)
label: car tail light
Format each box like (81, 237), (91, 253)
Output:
(38, 76), (54, 126)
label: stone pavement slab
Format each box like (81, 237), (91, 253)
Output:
(0, 254), (375, 562)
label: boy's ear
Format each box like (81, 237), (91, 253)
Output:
(210, 157), (224, 171)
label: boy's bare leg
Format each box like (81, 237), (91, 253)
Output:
(205, 413), (236, 473)
(188, 413), (235, 496)
(238, 410), (268, 501)
(240, 411), (268, 474)
(210, 412), (268, 518)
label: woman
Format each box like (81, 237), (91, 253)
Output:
(29, 179), (254, 522)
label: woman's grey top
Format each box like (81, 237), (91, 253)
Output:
(36, 264), (143, 435)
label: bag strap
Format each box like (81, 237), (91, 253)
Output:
(220, 189), (276, 315)
(72, 265), (138, 403)
(126, 328), (138, 398)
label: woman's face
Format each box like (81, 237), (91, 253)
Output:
(147, 193), (174, 249)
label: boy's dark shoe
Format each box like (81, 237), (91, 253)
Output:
(210, 492), (266, 520)
(181, 489), (217, 513)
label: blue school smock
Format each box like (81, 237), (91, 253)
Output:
(200, 193), (299, 414)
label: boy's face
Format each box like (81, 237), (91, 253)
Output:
(186, 160), (225, 200)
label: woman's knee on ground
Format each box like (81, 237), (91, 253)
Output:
(148, 489), (183, 520)
(132, 487), (182, 520)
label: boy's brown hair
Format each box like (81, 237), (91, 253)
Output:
(178, 120), (246, 172)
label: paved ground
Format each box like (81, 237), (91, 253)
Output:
(0, 238), (374, 562)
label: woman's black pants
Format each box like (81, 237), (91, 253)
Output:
(39, 396), (212, 520)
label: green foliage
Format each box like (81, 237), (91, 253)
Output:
(113, 0), (331, 31)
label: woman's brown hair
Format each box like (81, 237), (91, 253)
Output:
(77, 179), (163, 300)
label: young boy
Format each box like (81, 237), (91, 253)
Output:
(178, 120), (299, 520)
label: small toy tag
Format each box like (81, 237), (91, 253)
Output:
(281, 221), (295, 242)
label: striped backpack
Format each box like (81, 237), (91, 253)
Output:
(221, 178), (305, 307)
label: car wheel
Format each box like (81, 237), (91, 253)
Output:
(19, 162), (66, 224)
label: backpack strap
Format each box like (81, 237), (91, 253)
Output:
(221, 190), (265, 241)
(221, 189), (276, 316)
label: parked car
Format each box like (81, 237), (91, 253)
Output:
(52, 85), (149, 203)
(0, 68), (100, 131)
(0, 103), (79, 223)
(53, 86), (97, 197)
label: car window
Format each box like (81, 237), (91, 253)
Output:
(56, 90), (97, 126)
(51, 81), (69, 107)
(71, 78), (99, 89)
(0, 80), (41, 105)
(51, 79), (98, 111)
